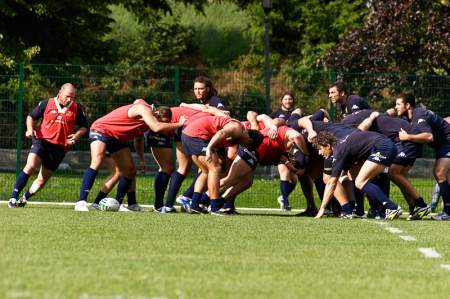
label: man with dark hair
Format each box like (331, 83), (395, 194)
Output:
(393, 93), (450, 221)
(313, 130), (402, 220)
(9, 83), (88, 208)
(329, 81), (370, 120)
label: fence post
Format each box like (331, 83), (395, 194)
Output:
(328, 69), (337, 121)
(16, 63), (25, 176)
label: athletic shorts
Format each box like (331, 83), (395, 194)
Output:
(292, 147), (308, 170)
(145, 131), (172, 148)
(174, 126), (184, 142)
(89, 130), (128, 154)
(181, 134), (209, 156)
(392, 141), (421, 166)
(323, 156), (333, 175)
(30, 137), (66, 172)
(434, 142), (450, 159)
(237, 146), (258, 170)
(367, 138), (397, 166)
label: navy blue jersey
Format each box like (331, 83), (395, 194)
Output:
(337, 95), (370, 120)
(287, 110), (325, 131)
(207, 95), (226, 110)
(331, 130), (386, 177)
(312, 121), (356, 141)
(270, 108), (293, 122)
(340, 109), (373, 126)
(409, 107), (450, 146)
(29, 99), (89, 128)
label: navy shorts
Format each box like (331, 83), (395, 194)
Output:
(174, 126), (184, 142)
(181, 134), (209, 156)
(323, 156), (333, 175)
(145, 131), (172, 148)
(367, 138), (397, 166)
(392, 141), (421, 166)
(89, 131), (128, 154)
(434, 142), (450, 159)
(30, 137), (66, 172)
(292, 147), (308, 170)
(237, 146), (259, 170)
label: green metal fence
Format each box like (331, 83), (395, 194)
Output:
(0, 63), (449, 209)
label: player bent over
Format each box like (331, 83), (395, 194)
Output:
(9, 83), (88, 208)
(313, 131), (403, 220)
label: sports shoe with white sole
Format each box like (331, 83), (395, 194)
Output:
(431, 211), (450, 221)
(161, 206), (177, 213)
(385, 207), (402, 220)
(119, 204), (132, 212)
(176, 195), (191, 212)
(277, 195), (292, 211)
(91, 203), (100, 210)
(407, 205), (431, 221)
(74, 200), (89, 212)
(126, 203), (143, 212)
(8, 198), (18, 208)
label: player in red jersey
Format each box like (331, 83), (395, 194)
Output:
(9, 83), (88, 208)
(75, 99), (186, 211)
(181, 115), (263, 214)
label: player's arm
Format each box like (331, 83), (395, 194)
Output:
(357, 111), (380, 131)
(180, 102), (229, 117)
(315, 176), (339, 218)
(206, 122), (242, 156)
(298, 116), (317, 141)
(130, 103), (186, 133)
(68, 106), (89, 145)
(256, 113), (280, 139)
(246, 111), (260, 130)
(26, 100), (48, 138)
(25, 116), (36, 138)
(398, 129), (433, 143)
(134, 136), (147, 174)
(285, 129), (309, 156)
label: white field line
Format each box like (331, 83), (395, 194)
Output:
(384, 227), (403, 234)
(418, 248), (442, 259)
(440, 264), (450, 271)
(0, 200), (302, 212)
(399, 235), (417, 241)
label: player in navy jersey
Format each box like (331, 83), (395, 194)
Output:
(356, 110), (429, 219)
(328, 81), (370, 120)
(9, 83), (88, 208)
(393, 93), (450, 221)
(269, 92), (301, 210)
(313, 130), (403, 220)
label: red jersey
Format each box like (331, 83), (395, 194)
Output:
(241, 120), (266, 131)
(91, 103), (151, 143)
(256, 125), (290, 165)
(34, 98), (79, 151)
(170, 107), (211, 124)
(183, 115), (241, 143)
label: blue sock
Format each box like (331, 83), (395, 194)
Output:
(437, 181), (450, 214)
(154, 172), (170, 209)
(94, 191), (108, 204)
(200, 193), (210, 207)
(352, 182), (365, 216)
(341, 203), (353, 215)
(314, 179), (325, 201)
(24, 190), (34, 200)
(79, 168), (98, 201)
(375, 173), (390, 197)
(165, 171), (185, 207)
(210, 198), (225, 212)
(280, 181), (295, 204)
(127, 191), (136, 206)
(183, 172), (200, 198)
(223, 197), (236, 209)
(414, 197), (427, 208)
(191, 192), (202, 210)
(362, 182), (397, 210)
(115, 176), (133, 204)
(367, 195), (381, 211)
(11, 171), (30, 198)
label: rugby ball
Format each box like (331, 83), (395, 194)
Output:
(99, 198), (120, 212)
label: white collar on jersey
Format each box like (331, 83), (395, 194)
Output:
(54, 96), (73, 113)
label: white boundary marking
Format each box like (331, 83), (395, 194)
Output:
(440, 264), (450, 271)
(418, 248), (442, 259)
(384, 227), (403, 234)
(399, 235), (417, 241)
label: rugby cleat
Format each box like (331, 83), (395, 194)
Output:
(176, 195), (191, 212)
(161, 206), (177, 213)
(8, 198), (18, 208)
(17, 196), (27, 208)
(126, 203), (143, 212)
(91, 203), (101, 210)
(295, 208), (318, 217)
(431, 211), (450, 221)
(385, 207), (403, 220)
(74, 200), (89, 212)
(407, 205), (431, 221)
(277, 196), (292, 211)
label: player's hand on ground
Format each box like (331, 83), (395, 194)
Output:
(315, 208), (325, 219)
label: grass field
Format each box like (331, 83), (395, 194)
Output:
(1, 204), (449, 299)
(0, 172), (439, 210)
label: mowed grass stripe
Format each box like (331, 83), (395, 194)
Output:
(1, 206), (449, 299)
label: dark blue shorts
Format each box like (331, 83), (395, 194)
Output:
(89, 131), (128, 154)
(174, 126), (184, 142)
(30, 137), (66, 172)
(367, 138), (397, 166)
(237, 146), (258, 170)
(145, 131), (172, 148)
(392, 141), (421, 166)
(292, 147), (308, 170)
(323, 156), (333, 175)
(434, 142), (450, 160)
(181, 134), (209, 156)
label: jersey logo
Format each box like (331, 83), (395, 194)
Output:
(351, 104), (360, 110)
(201, 147), (207, 153)
(446, 152), (450, 157)
(370, 151), (387, 161)
(417, 118), (426, 124)
(398, 152), (406, 157)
